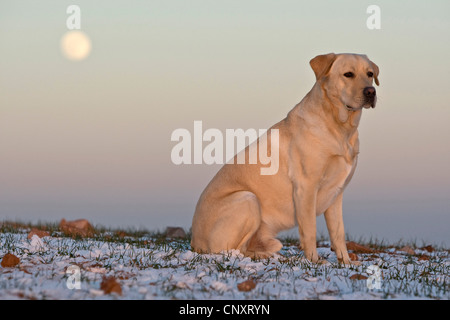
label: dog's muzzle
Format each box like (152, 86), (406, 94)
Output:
(363, 86), (376, 108)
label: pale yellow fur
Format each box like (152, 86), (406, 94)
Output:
(191, 53), (380, 264)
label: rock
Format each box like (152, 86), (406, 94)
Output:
(165, 227), (186, 239)
(346, 241), (374, 254)
(27, 228), (50, 239)
(237, 279), (256, 292)
(100, 276), (122, 295)
(1, 253), (20, 268)
(349, 274), (368, 280)
(398, 246), (415, 255)
(59, 219), (94, 237)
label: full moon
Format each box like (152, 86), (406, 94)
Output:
(60, 30), (92, 61)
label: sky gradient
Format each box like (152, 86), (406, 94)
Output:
(1, 1), (449, 245)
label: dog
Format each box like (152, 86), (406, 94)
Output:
(191, 53), (379, 264)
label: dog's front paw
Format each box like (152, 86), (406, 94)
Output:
(302, 249), (330, 264)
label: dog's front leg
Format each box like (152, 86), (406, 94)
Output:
(324, 193), (359, 265)
(293, 185), (320, 263)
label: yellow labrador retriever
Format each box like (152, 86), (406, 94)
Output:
(191, 53), (379, 264)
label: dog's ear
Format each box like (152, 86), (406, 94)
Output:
(361, 54), (380, 86)
(370, 60), (380, 86)
(309, 53), (337, 81)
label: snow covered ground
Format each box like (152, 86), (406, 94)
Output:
(0, 230), (448, 300)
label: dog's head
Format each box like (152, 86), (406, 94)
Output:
(310, 53), (380, 114)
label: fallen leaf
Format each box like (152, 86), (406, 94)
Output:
(27, 228), (50, 239)
(418, 255), (430, 261)
(1, 253), (20, 268)
(346, 241), (374, 253)
(100, 276), (122, 295)
(398, 246), (415, 255)
(348, 252), (359, 261)
(115, 231), (127, 238)
(237, 279), (256, 292)
(420, 245), (434, 253)
(60, 219), (94, 238)
(349, 274), (368, 280)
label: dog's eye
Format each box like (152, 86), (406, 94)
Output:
(343, 72), (354, 78)
(367, 71), (374, 77)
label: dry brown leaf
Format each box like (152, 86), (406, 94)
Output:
(398, 246), (415, 255)
(349, 274), (368, 280)
(1, 253), (20, 268)
(348, 252), (359, 261)
(27, 228), (50, 239)
(100, 276), (122, 295)
(60, 219), (94, 237)
(420, 245), (434, 253)
(115, 231), (127, 238)
(346, 241), (374, 253)
(237, 279), (256, 292)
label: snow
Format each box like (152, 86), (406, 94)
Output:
(0, 231), (448, 300)
(20, 235), (47, 253)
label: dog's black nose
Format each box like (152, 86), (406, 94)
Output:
(363, 86), (376, 98)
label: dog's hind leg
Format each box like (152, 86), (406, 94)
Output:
(191, 191), (261, 255)
(244, 223), (283, 259)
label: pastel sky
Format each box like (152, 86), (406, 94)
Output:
(1, 1), (449, 245)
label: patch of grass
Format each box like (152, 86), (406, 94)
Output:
(1, 219), (448, 300)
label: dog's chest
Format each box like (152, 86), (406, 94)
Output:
(316, 150), (357, 214)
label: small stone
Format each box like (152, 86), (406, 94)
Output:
(165, 227), (186, 239)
